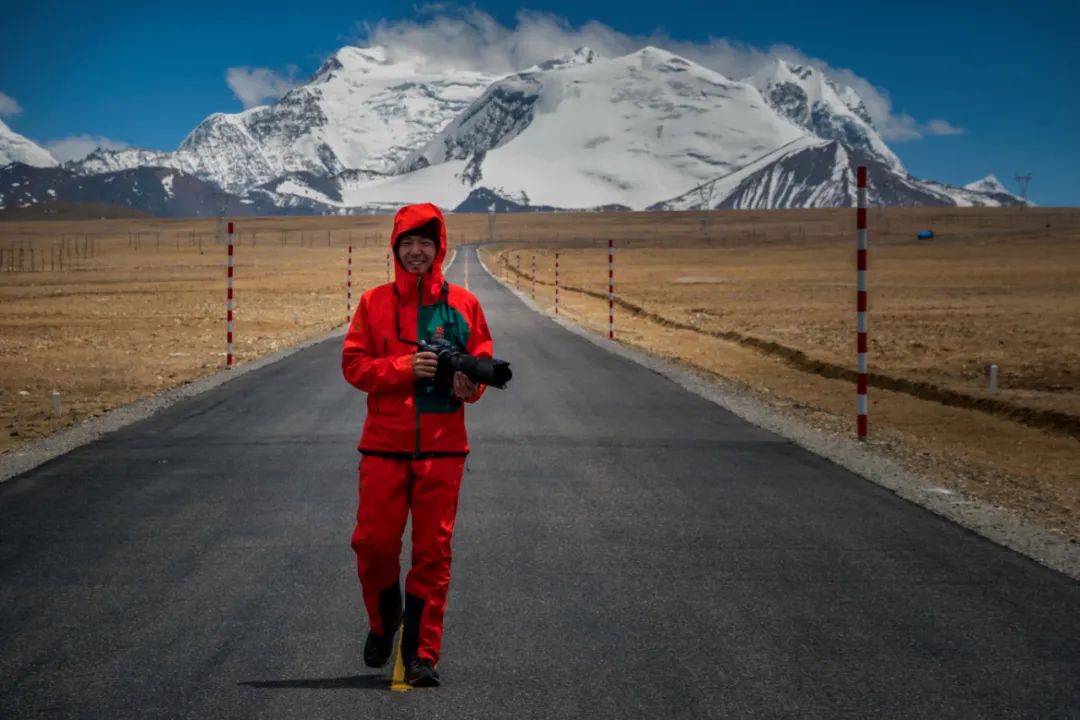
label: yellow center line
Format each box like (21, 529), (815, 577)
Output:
(390, 623), (409, 692)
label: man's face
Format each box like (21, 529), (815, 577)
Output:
(397, 234), (437, 274)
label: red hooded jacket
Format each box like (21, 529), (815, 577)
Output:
(342, 203), (493, 456)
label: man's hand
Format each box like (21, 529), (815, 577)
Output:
(452, 371), (479, 401)
(413, 351), (439, 380)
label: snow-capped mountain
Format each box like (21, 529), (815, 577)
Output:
(57, 44), (1022, 214)
(965, 174), (1009, 194)
(0, 162), (285, 217)
(0, 119), (57, 168)
(67, 147), (176, 175)
(651, 141), (969, 210)
(956, 174), (1026, 205)
(747, 59), (904, 173)
(918, 176), (1025, 207)
(67, 46), (497, 194)
(653, 138), (850, 210)
(371, 46), (809, 210)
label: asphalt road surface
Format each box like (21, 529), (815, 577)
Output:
(1, 246), (1077, 719)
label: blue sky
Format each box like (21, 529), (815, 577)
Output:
(2, 1), (1077, 205)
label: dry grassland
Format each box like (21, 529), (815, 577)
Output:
(2, 208), (1078, 541)
(0, 216), (400, 455)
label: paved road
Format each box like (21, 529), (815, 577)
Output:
(1, 246), (1077, 719)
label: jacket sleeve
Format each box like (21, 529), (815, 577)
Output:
(342, 292), (415, 393)
(464, 297), (494, 403)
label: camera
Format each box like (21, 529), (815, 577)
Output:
(417, 337), (512, 390)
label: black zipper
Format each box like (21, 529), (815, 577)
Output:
(414, 272), (423, 457)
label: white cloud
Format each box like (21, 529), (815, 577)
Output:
(357, 6), (960, 143)
(878, 114), (924, 141)
(225, 65), (300, 108)
(45, 135), (130, 163)
(925, 119), (966, 136)
(358, 6), (641, 75)
(0, 91), (23, 118)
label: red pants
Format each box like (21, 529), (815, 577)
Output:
(351, 455), (465, 665)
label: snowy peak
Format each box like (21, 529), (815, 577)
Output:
(651, 139), (989, 211)
(66, 147), (176, 175)
(313, 45), (411, 82)
(943, 174), (1026, 206)
(0, 119), (57, 168)
(391, 47), (809, 209)
(525, 47), (599, 73)
(74, 46), (498, 194)
(748, 58), (901, 172)
(628, 45), (688, 68)
(964, 174), (1010, 195)
(749, 60), (860, 111)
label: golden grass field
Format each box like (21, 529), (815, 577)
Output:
(2, 208), (1078, 539)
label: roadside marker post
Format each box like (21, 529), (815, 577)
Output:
(226, 222), (235, 369)
(555, 252), (560, 316)
(856, 166), (869, 439)
(608, 239), (615, 340)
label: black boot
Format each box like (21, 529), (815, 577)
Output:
(363, 582), (402, 668)
(400, 592), (441, 686)
(400, 592), (424, 663)
(404, 658), (440, 687)
(363, 630), (395, 668)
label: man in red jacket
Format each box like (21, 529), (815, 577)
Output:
(342, 203), (493, 688)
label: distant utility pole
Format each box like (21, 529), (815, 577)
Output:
(1014, 174), (1033, 209)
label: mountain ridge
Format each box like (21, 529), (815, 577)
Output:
(27, 45), (1023, 214)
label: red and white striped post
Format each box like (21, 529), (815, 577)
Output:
(856, 166), (869, 439)
(608, 239), (615, 340)
(515, 254), (520, 291)
(226, 222), (235, 369)
(346, 244), (353, 323)
(531, 254), (536, 299)
(555, 252), (560, 316)
(385, 250), (390, 282)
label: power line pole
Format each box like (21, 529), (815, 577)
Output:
(1015, 174), (1032, 209)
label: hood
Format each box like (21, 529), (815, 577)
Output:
(390, 202), (448, 302)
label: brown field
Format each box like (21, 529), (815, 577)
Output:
(0, 216), (398, 454)
(2, 208), (1079, 540)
